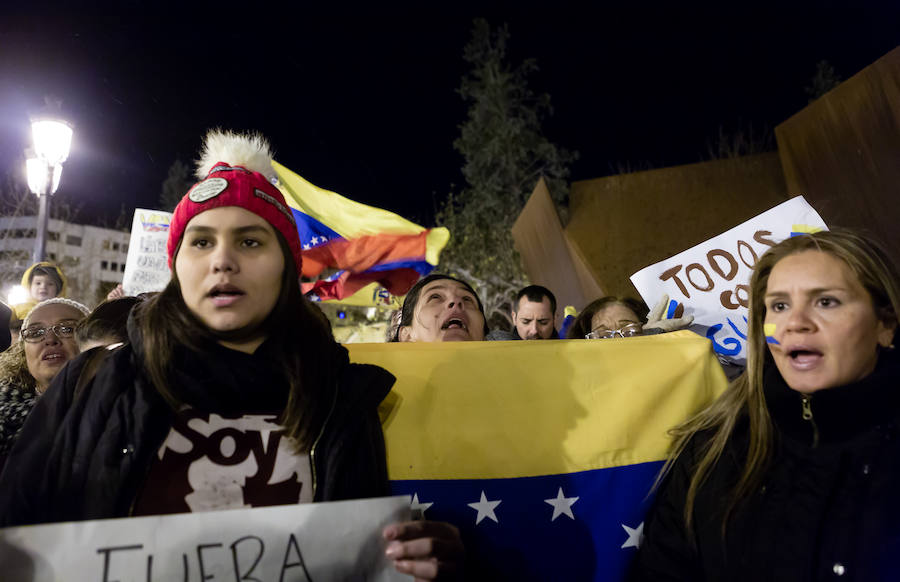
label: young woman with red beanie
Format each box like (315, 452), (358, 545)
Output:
(0, 130), (462, 580)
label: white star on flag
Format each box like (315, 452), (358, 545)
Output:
(621, 522), (644, 549)
(302, 244), (310, 250)
(544, 487), (579, 521)
(467, 491), (501, 525)
(310, 236), (319, 245)
(410, 493), (433, 516)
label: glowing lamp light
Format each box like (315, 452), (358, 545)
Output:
(31, 119), (73, 166)
(8, 285), (29, 306)
(25, 113), (73, 264)
(26, 157), (62, 195)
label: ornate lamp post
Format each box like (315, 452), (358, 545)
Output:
(26, 118), (73, 264)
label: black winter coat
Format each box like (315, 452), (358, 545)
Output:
(0, 327), (394, 527)
(630, 350), (900, 581)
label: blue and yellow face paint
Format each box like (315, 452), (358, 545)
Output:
(764, 323), (780, 345)
(790, 224), (825, 238)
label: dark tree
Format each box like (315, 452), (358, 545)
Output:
(436, 19), (577, 327)
(805, 60), (842, 103)
(159, 159), (194, 211)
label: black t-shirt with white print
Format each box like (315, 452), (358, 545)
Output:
(132, 408), (312, 516)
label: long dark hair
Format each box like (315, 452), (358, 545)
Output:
(136, 232), (335, 450)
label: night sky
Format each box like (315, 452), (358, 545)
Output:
(1, 1), (898, 227)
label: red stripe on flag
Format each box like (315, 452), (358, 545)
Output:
(301, 231), (431, 278)
(302, 268), (423, 300)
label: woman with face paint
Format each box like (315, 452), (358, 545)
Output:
(0, 131), (462, 580)
(629, 230), (900, 581)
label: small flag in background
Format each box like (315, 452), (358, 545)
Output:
(349, 331), (727, 581)
(271, 160), (450, 301)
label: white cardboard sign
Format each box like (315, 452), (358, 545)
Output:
(629, 196), (827, 362)
(0, 496), (411, 582)
(122, 208), (173, 296)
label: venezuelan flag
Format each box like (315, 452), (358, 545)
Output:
(348, 331), (727, 581)
(271, 160), (450, 301)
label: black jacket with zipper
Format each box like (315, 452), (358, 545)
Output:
(629, 349), (900, 581)
(0, 322), (394, 527)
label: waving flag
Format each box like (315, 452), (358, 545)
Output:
(271, 160), (450, 301)
(348, 331), (727, 581)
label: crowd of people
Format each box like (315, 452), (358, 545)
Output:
(1, 129), (898, 580)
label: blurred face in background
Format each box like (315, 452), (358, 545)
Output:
(513, 296), (555, 339)
(22, 303), (83, 392)
(587, 303), (643, 339)
(399, 279), (486, 342)
(30, 274), (59, 301)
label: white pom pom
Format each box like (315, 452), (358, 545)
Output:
(195, 129), (275, 181)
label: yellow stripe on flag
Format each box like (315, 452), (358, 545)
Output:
(326, 282), (403, 308)
(348, 330), (727, 480)
(272, 160), (428, 238)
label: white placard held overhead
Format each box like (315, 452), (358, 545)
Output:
(122, 208), (173, 296)
(0, 496), (411, 582)
(630, 196), (827, 362)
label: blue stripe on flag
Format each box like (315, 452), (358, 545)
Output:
(365, 258), (436, 275)
(391, 461), (663, 581)
(291, 208), (343, 248)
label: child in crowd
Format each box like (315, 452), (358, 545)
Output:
(12, 262), (68, 321)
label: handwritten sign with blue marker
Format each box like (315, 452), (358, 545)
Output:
(629, 196), (827, 363)
(0, 496), (410, 582)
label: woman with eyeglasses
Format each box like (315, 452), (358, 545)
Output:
(0, 298), (89, 467)
(0, 131), (462, 580)
(567, 295), (695, 340)
(567, 296), (649, 340)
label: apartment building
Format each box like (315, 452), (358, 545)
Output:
(0, 215), (130, 306)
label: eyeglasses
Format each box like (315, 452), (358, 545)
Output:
(585, 322), (643, 340)
(21, 323), (76, 343)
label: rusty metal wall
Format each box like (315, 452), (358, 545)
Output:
(775, 46), (900, 262)
(563, 153), (788, 301)
(512, 177), (604, 319)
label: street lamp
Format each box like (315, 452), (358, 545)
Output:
(26, 117), (73, 264)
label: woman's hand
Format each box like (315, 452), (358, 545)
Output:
(645, 294), (694, 333)
(383, 520), (464, 581)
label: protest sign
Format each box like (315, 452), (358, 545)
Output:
(122, 208), (173, 296)
(0, 496), (410, 582)
(629, 196), (827, 361)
